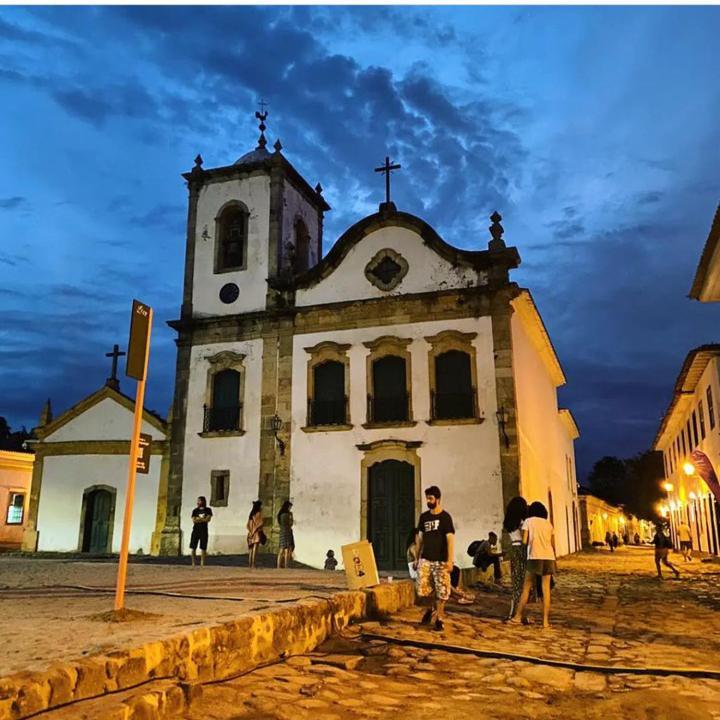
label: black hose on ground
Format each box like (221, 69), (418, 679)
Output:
(360, 631), (720, 680)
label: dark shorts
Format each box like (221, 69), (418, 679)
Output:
(190, 527), (208, 551)
(680, 540), (692, 550)
(526, 559), (556, 576)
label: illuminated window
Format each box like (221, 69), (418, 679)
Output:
(6, 493), (24, 525)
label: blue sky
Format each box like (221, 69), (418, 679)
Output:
(1, 6), (719, 478)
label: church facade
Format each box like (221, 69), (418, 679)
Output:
(150, 118), (581, 570)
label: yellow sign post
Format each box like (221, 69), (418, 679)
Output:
(114, 299), (153, 612)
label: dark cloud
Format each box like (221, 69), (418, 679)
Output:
(0, 196), (27, 210)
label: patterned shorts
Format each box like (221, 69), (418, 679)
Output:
(416, 560), (451, 601)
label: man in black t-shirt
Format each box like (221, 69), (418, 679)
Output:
(413, 485), (455, 632)
(190, 496), (213, 567)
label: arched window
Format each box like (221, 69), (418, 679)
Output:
(371, 355), (408, 422)
(205, 368), (241, 431)
(294, 217), (310, 273)
(433, 350), (475, 419)
(311, 361), (346, 425)
(215, 203), (248, 273)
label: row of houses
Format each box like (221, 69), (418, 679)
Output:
(653, 205), (720, 556)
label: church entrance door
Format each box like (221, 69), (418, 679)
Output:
(368, 459), (415, 571)
(82, 488), (114, 553)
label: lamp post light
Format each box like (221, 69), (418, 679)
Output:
(270, 413), (285, 456)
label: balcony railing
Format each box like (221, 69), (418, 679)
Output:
(431, 389), (477, 420)
(308, 397), (348, 426)
(203, 404), (242, 432)
(367, 393), (409, 423)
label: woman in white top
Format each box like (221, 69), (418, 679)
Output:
(510, 500), (556, 629)
(502, 496), (529, 621)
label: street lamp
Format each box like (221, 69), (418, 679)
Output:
(663, 481), (674, 493)
(683, 462), (696, 477)
(270, 413), (285, 456)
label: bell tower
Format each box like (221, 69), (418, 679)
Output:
(179, 107), (330, 320)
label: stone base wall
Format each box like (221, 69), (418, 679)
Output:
(0, 581), (415, 720)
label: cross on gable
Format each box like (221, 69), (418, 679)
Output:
(105, 344), (126, 388)
(374, 156), (401, 206)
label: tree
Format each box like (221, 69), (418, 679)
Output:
(587, 456), (626, 507)
(586, 451), (664, 520)
(0, 417), (33, 453)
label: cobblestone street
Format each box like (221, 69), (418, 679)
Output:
(178, 547), (720, 720)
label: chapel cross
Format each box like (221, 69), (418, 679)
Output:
(374, 156), (401, 205)
(105, 344), (126, 387)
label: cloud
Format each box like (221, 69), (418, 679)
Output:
(0, 196), (27, 210)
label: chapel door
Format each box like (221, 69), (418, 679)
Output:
(85, 489), (113, 553)
(368, 460), (415, 571)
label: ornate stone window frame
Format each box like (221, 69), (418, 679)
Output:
(356, 439), (423, 543)
(424, 330), (483, 426)
(303, 341), (352, 432)
(363, 336), (416, 429)
(200, 350), (246, 438)
(214, 200), (249, 274)
(364, 248), (409, 291)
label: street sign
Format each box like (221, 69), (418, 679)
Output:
(115, 300), (153, 612)
(126, 300), (151, 381)
(136, 433), (152, 474)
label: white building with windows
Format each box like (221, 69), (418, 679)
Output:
(654, 345), (720, 556)
(149, 115), (582, 570)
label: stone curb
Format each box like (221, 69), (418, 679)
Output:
(0, 580), (415, 720)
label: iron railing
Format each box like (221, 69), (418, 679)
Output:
(203, 404), (243, 432)
(307, 397), (348, 426)
(367, 393), (410, 423)
(431, 389), (477, 420)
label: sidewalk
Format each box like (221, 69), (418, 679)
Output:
(0, 556), (347, 676)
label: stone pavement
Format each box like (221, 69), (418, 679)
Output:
(174, 546), (720, 720)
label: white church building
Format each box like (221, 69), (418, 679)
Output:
(24, 113), (581, 570)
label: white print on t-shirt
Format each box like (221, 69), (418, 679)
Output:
(423, 519), (441, 532)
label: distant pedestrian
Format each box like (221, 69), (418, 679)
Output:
(414, 485), (455, 632)
(277, 500), (294, 568)
(634, 532), (641, 545)
(652, 523), (680, 580)
(612, 532), (619, 550)
(605, 531), (614, 552)
(246, 500), (264, 569)
(190, 496), (212, 567)
(678, 521), (693, 562)
(510, 501), (556, 629)
(503, 496), (529, 621)
(324, 549), (338, 571)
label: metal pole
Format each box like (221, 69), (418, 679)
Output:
(114, 307), (153, 611)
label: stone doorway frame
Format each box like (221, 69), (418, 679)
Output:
(356, 439), (423, 542)
(77, 484), (117, 553)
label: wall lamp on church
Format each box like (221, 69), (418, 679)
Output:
(496, 405), (510, 448)
(270, 413), (286, 456)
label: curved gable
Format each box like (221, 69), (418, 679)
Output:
(295, 210), (519, 307)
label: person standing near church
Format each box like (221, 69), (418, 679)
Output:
(277, 500), (294, 568)
(503, 495), (528, 621)
(246, 500), (264, 569)
(414, 485), (455, 632)
(190, 496), (212, 567)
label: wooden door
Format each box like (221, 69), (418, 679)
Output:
(368, 460), (415, 571)
(89, 489), (113, 553)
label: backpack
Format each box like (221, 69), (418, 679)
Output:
(467, 540), (482, 558)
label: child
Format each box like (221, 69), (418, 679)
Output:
(324, 549), (338, 571)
